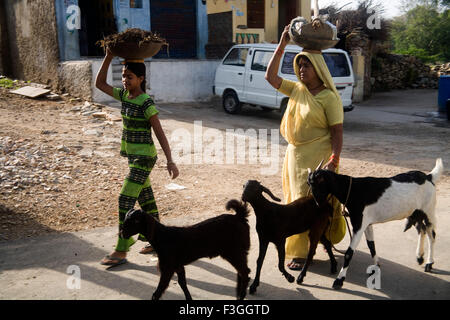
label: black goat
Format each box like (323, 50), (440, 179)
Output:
(120, 200), (251, 300)
(241, 180), (337, 294)
(308, 158), (443, 289)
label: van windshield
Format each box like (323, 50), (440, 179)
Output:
(281, 52), (351, 77)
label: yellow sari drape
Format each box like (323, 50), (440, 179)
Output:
(279, 51), (346, 259)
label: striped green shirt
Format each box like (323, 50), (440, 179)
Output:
(113, 88), (159, 161)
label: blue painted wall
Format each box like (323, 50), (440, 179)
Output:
(55, 0), (81, 60)
(196, 0), (207, 59)
(113, 0), (150, 32)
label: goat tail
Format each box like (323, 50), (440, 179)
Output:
(226, 199), (249, 220)
(430, 158), (444, 184)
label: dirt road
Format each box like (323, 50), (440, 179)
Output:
(1, 87), (449, 301)
(0, 87), (449, 241)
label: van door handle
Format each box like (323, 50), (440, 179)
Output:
(238, 72), (243, 75)
(250, 74), (253, 82)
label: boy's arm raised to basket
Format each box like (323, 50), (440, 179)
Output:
(95, 50), (115, 97)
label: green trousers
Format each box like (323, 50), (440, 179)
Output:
(116, 157), (159, 252)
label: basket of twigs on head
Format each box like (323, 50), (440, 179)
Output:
(288, 0), (339, 52)
(97, 28), (168, 61)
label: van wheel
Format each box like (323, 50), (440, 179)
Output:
(223, 91), (242, 114)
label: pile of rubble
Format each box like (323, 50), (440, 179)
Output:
(430, 62), (450, 77)
(371, 54), (441, 91)
(0, 136), (74, 193)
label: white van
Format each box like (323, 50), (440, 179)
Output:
(213, 43), (355, 114)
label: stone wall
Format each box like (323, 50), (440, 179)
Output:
(0, 1), (11, 76)
(371, 54), (442, 91)
(58, 61), (93, 101)
(3, 0), (60, 88)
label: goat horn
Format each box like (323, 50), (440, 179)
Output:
(261, 185), (282, 202)
(315, 159), (325, 171)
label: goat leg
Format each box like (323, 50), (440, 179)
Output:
(249, 239), (269, 294)
(365, 225), (380, 266)
(236, 270), (250, 300)
(296, 237), (319, 284)
(333, 224), (367, 289)
(152, 269), (174, 300)
(320, 235), (337, 274)
(416, 230), (426, 265)
(275, 240), (295, 283)
(424, 226), (436, 272)
(176, 267), (192, 300)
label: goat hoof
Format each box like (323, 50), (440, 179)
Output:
(417, 256), (424, 265)
(332, 278), (344, 289)
(249, 285), (257, 295)
(287, 275), (295, 283)
(331, 265), (337, 274)
(296, 276), (304, 285)
(424, 263), (433, 272)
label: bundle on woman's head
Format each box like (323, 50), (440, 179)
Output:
(123, 60), (146, 92)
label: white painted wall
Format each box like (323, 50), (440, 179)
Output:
(148, 59), (221, 103)
(91, 59), (115, 103)
(91, 59), (221, 104)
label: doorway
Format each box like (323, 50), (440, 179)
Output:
(78, 0), (118, 56)
(278, 0), (297, 39)
(150, 0), (197, 59)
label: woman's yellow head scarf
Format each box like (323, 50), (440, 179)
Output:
(294, 51), (343, 110)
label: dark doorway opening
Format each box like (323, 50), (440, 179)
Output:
(151, 0), (197, 59)
(247, 0), (265, 28)
(78, 0), (117, 57)
(278, 0), (297, 39)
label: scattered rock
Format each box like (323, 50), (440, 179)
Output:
(92, 112), (107, 119)
(46, 93), (62, 101)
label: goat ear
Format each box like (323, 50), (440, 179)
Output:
(261, 185), (282, 202)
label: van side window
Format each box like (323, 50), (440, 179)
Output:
(281, 52), (296, 75)
(251, 50), (273, 72)
(281, 52), (350, 77)
(223, 48), (249, 66)
(323, 53), (350, 77)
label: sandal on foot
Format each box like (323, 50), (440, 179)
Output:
(100, 255), (128, 269)
(139, 244), (155, 255)
(287, 260), (303, 271)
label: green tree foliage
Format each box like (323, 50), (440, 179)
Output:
(392, 2), (450, 62)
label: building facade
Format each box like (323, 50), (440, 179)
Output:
(1, 0), (215, 103)
(205, 0), (311, 58)
(56, 0), (208, 60)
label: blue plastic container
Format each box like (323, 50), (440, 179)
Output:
(438, 75), (450, 112)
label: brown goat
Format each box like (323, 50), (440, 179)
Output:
(241, 180), (337, 294)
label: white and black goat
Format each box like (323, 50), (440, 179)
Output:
(241, 180), (337, 294)
(307, 158), (443, 289)
(120, 200), (251, 300)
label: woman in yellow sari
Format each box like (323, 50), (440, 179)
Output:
(266, 25), (346, 270)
